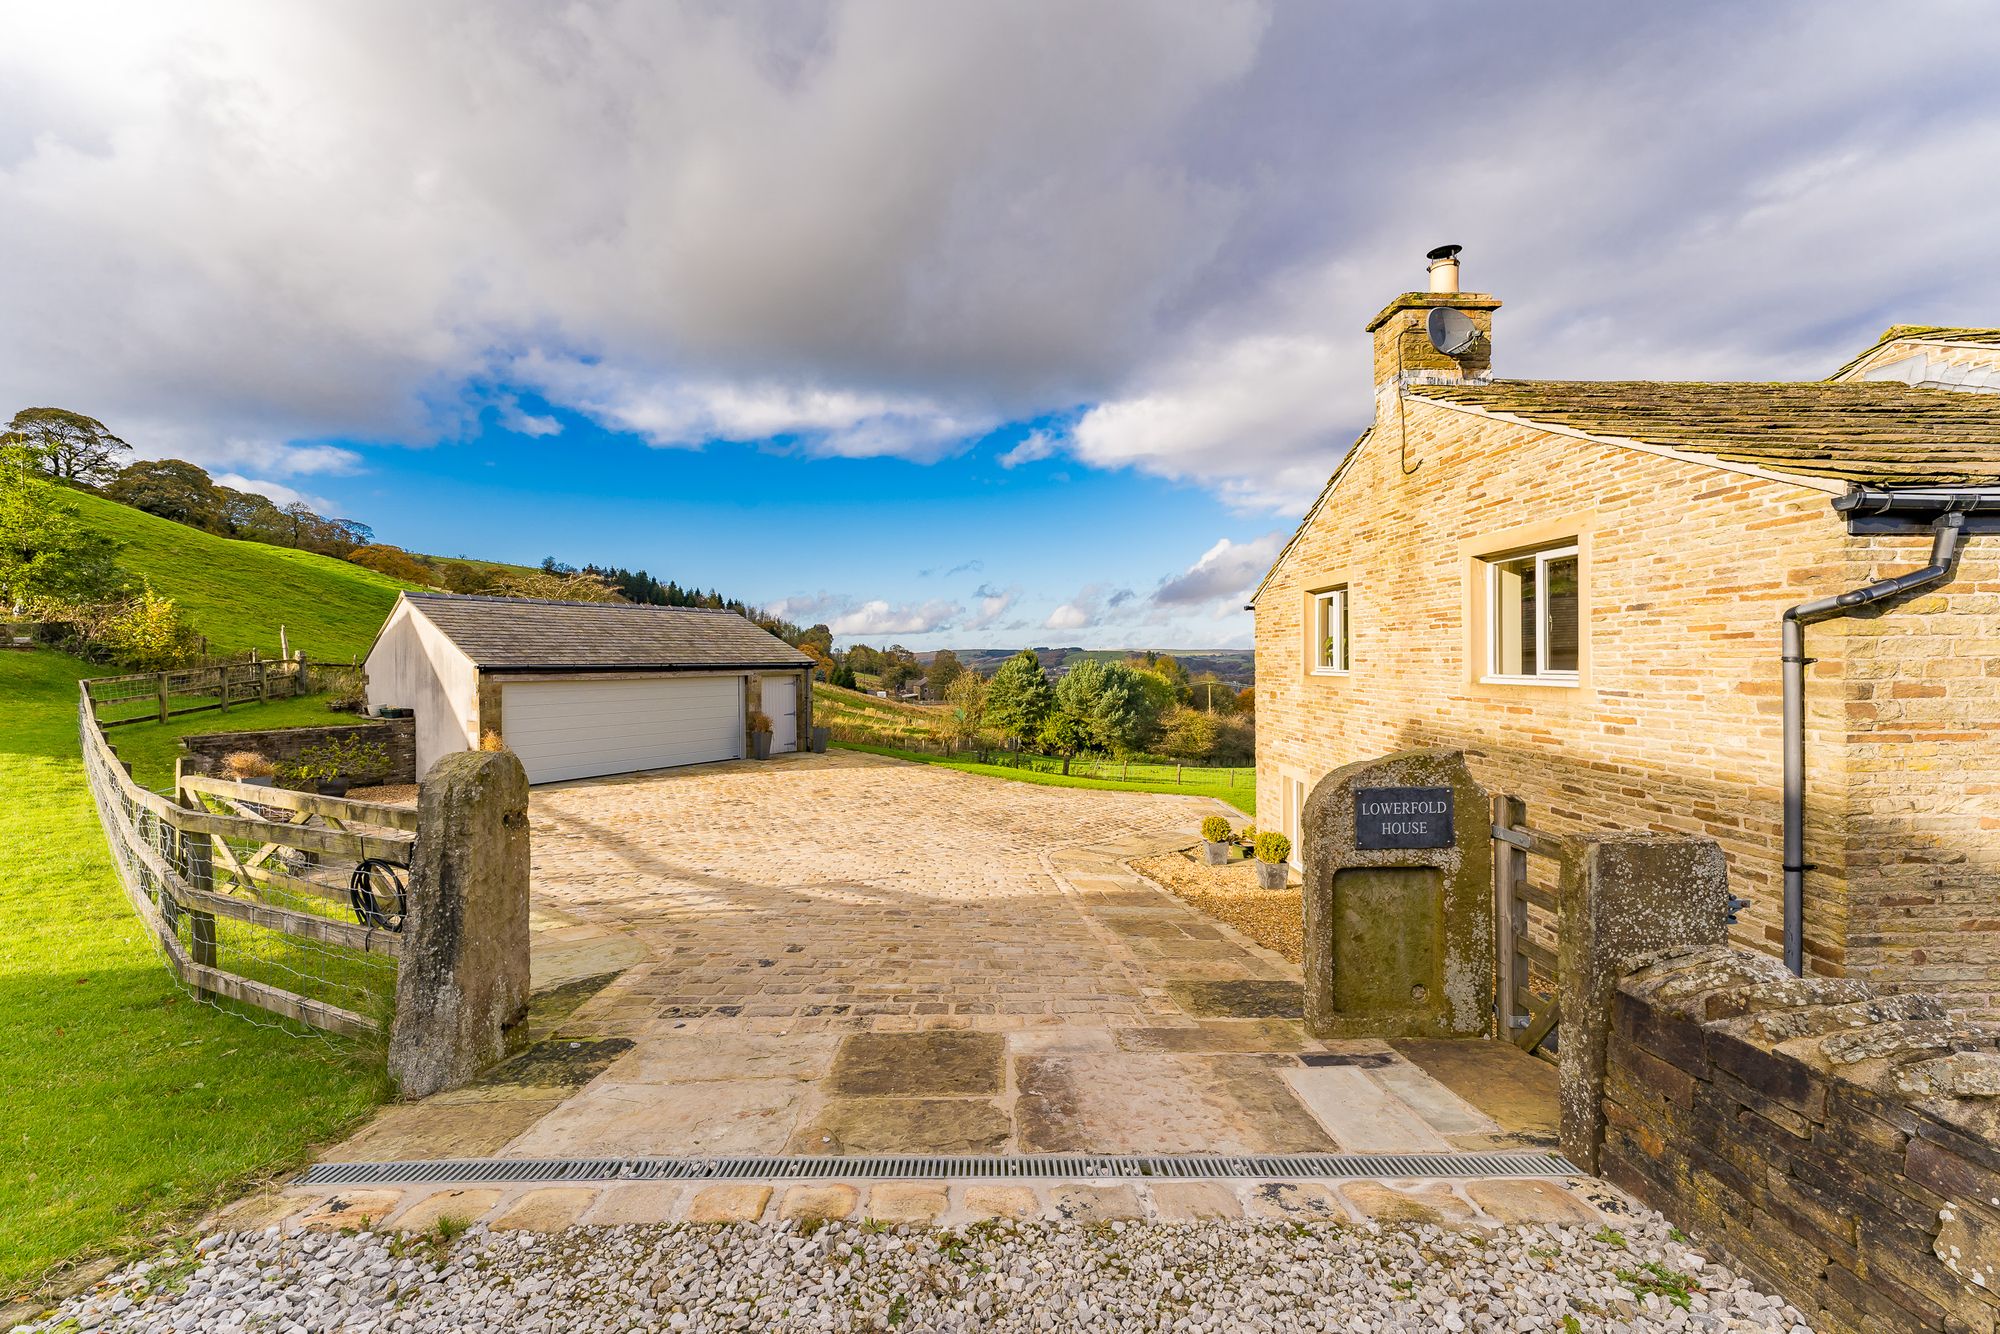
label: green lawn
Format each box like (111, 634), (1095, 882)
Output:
(71, 490), (414, 661)
(0, 650), (387, 1299)
(834, 740), (1256, 815)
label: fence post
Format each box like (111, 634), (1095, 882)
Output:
(1555, 833), (1731, 1172)
(171, 758), (219, 987)
(1493, 795), (1528, 1037)
(258, 659), (270, 704)
(216, 664), (230, 713)
(156, 671), (169, 723)
(389, 749), (531, 1098)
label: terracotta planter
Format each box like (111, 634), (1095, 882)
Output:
(1203, 839), (1230, 866)
(1255, 859), (1288, 890)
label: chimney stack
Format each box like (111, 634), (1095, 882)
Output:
(1426, 244), (1462, 294)
(1366, 245), (1500, 388)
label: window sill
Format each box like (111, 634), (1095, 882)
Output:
(1309, 668), (1350, 678)
(1480, 674), (1580, 689)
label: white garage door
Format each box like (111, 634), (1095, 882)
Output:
(501, 677), (742, 784)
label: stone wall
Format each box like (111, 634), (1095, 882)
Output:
(179, 717), (417, 786)
(1602, 945), (2000, 1333)
(1254, 383), (2000, 1015)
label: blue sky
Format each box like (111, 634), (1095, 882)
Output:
(6, 2), (2000, 649)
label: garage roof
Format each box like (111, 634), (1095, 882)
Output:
(403, 592), (813, 673)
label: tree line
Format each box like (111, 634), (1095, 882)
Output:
(826, 644), (1254, 770)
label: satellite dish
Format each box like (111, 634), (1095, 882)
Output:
(1427, 307), (1479, 357)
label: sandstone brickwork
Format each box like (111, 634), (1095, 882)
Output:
(1602, 945), (2000, 1333)
(1255, 377), (2000, 1014)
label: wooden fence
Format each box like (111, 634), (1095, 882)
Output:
(83, 658), (319, 728)
(78, 680), (413, 1035)
(1492, 794), (1572, 1058)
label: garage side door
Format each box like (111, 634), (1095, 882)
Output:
(500, 677), (742, 784)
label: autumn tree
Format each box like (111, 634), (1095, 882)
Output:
(4, 408), (130, 485)
(925, 647), (965, 697)
(348, 544), (435, 583)
(941, 671), (987, 753)
(1159, 707), (1219, 767)
(984, 650), (1053, 749)
(104, 459), (225, 528)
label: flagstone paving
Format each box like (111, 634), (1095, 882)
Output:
(288, 750), (1602, 1230)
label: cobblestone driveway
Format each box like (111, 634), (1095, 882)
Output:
(317, 751), (1588, 1228)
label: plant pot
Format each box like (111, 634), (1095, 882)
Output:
(1202, 839), (1229, 866)
(811, 726), (830, 754)
(751, 732), (773, 760)
(1255, 859), (1288, 890)
(317, 779), (351, 797)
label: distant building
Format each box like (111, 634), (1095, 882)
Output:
(1251, 249), (2000, 1014)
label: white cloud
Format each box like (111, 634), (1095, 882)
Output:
(210, 473), (334, 513)
(996, 429), (1059, 469)
(1152, 531), (1286, 607)
(965, 584), (1018, 630)
(767, 592), (960, 637)
(1044, 603), (1092, 631)
(3, 1), (1999, 507)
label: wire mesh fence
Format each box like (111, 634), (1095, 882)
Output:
(78, 680), (411, 1038)
(84, 659), (314, 728)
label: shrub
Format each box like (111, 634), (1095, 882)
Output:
(1254, 831), (1292, 865)
(1241, 823), (1257, 844)
(747, 709), (773, 734)
(277, 734), (390, 788)
(478, 730), (509, 752)
(1200, 815), (1232, 844)
(222, 750), (275, 779)
(92, 583), (202, 670)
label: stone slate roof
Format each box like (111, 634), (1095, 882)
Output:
(1405, 379), (2000, 486)
(1830, 325), (2000, 380)
(404, 592), (811, 673)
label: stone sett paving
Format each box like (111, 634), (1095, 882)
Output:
(306, 751), (1609, 1230)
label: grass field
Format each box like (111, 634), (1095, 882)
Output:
(834, 740), (1256, 815)
(0, 650), (387, 1299)
(71, 490), (413, 661)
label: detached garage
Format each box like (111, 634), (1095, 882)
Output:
(363, 592), (814, 784)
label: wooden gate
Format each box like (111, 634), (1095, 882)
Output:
(1491, 795), (1573, 1058)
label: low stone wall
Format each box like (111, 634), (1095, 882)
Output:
(179, 717), (417, 786)
(1603, 945), (2000, 1333)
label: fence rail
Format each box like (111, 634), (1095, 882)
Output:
(1493, 795), (1574, 1058)
(84, 658), (318, 727)
(78, 679), (412, 1036)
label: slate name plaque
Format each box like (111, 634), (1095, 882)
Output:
(1354, 786), (1454, 850)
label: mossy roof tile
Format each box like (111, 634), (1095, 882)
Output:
(1406, 380), (2000, 486)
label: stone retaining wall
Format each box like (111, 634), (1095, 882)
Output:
(1603, 945), (2000, 1333)
(179, 717), (417, 786)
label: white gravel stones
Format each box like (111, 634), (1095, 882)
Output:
(14, 1211), (1811, 1333)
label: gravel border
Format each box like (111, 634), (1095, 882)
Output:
(13, 1213), (1810, 1333)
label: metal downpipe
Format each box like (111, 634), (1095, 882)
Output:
(1780, 508), (1970, 975)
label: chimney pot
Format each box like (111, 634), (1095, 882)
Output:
(1426, 244), (1462, 294)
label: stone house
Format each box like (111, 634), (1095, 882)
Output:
(1250, 249), (2000, 1016)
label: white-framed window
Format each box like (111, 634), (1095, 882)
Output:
(1485, 543), (1580, 684)
(1310, 587), (1349, 674)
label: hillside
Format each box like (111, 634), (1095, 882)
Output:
(950, 646), (1255, 685)
(70, 490), (414, 661)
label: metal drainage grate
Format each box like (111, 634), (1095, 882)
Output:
(297, 1151), (1579, 1188)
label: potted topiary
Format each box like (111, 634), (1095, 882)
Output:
(223, 750), (277, 788)
(1239, 824), (1257, 859)
(747, 710), (774, 760)
(1253, 831), (1292, 889)
(1200, 815), (1234, 865)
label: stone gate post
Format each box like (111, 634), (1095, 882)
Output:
(388, 749), (532, 1099)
